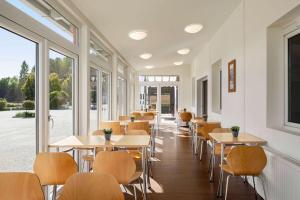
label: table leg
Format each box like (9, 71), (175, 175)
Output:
(218, 143), (225, 196)
(142, 147), (148, 200)
(210, 141), (215, 182)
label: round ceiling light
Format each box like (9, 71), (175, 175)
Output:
(174, 61), (184, 66)
(145, 65), (154, 69)
(140, 53), (152, 60)
(128, 30), (148, 40)
(177, 48), (190, 55)
(184, 24), (204, 33)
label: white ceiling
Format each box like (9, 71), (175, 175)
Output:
(70, 0), (241, 70)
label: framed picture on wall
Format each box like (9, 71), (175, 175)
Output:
(228, 59), (236, 93)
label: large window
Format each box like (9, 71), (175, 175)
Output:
(102, 72), (111, 120)
(49, 49), (75, 143)
(7, 0), (78, 44)
(0, 27), (38, 171)
(287, 30), (300, 125)
(89, 68), (98, 132)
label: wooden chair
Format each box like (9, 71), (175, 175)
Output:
(58, 172), (124, 200)
(93, 151), (142, 200)
(179, 112), (193, 128)
(126, 130), (148, 135)
(119, 115), (129, 121)
(219, 146), (267, 200)
(0, 172), (44, 200)
(131, 112), (142, 119)
(33, 152), (78, 200)
(100, 121), (123, 135)
(196, 122), (221, 160)
(127, 121), (150, 135)
(142, 112), (155, 120)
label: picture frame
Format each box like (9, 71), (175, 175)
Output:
(228, 59), (236, 93)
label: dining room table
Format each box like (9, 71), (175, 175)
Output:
(49, 134), (151, 200)
(208, 132), (267, 195)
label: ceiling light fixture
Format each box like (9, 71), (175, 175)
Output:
(145, 65), (154, 69)
(128, 30), (148, 40)
(184, 24), (204, 33)
(177, 48), (190, 55)
(140, 53), (152, 60)
(174, 61), (184, 66)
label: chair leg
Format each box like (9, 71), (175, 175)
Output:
(252, 176), (257, 200)
(243, 175), (248, 183)
(210, 153), (215, 182)
(52, 185), (57, 200)
(225, 175), (231, 200)
(208, 153), (212, 173)
(199, 140), (204, 160)
(139, 178), (143, 197)
(133, 185), (137, 200)
(217, 169), (224, 197)
(258, 175), (267, 200)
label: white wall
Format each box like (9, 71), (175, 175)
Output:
(191, 0), (300, 199)
(191, 2), (245, 128)
(136, 65), (192, 112)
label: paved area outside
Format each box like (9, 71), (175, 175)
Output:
(0, 110), (73, 172)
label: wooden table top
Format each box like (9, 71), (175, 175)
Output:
(190, 119), (206, 125)
(208, 132), (267, 145)
(49, 135), (151, 148)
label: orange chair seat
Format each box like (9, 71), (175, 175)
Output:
(127, 150), (142, 160)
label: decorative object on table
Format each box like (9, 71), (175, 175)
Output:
(228, 59), (236, 93)
(130, 116), (135, 122)
(103, 128), (112, 141)
(231, 126), (240, 137)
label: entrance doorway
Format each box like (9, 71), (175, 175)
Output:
(197, 77), (208, 120)
(161, 86), (177, 119)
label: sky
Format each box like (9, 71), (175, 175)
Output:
(0, 0), (73, 79)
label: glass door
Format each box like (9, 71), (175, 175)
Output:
(0, 26), (39, 171)
(48, 49), (76, 143)
(161, 86), (176, 118)
(101, 71), (110, 120)
(140, 86), (158, 110)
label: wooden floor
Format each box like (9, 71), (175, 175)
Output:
(125, 123), (263, 200)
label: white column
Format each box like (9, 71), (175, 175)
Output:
(78, 25), (89, 135)
(111, 54), (118, 120)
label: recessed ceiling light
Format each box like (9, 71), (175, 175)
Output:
(140, 53), (152, 60)
(174, 61), (184, 66)
(177, 48), (190, 55)
(128, 30), (148, 40)
(145, 65), (154, 69)
(184, 24), (204, 33)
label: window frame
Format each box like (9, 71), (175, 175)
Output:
(284, 26), (300, 129)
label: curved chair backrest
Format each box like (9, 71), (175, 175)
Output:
(211, 128), (231, 133)
(126, 129), (148, 135)
(93, 151), (136, 184)
(197, 122), (221, 140)
(226, 146), (267, 176)
(0, 172), (44, 200)
(131, 112), (142, 119)
(91, 130), (104, 135)
(143, 112), (155, 117)
(140, 115), (155, 120)
(58, 172), (124, 200)
(127, 121), (150, 134)
(119, 115), (129, 121)
(33, 152), (78, 185)
(100, 121), (122, 135)
(179, 112), (193, 122)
